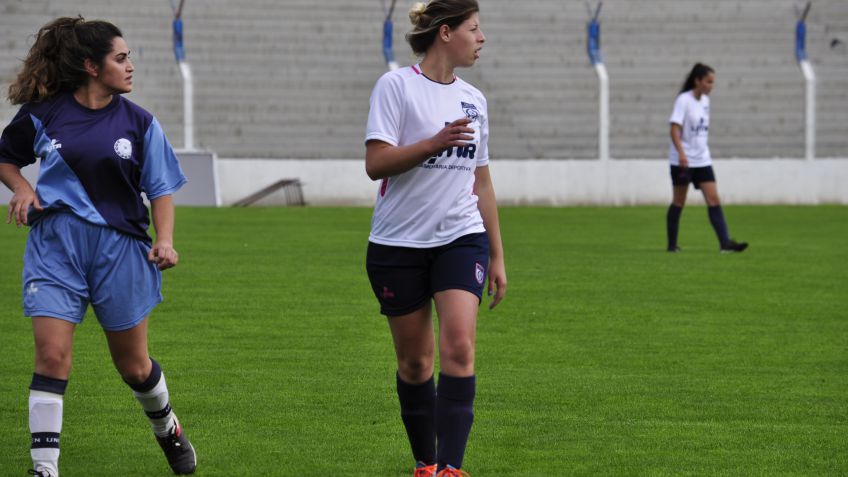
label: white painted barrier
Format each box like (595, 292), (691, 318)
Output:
(216, 158), (848, 207)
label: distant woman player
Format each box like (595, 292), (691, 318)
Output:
(364, 1), (507, 476)
(666, 62), (748, 253)
(0, 17), (195, 476)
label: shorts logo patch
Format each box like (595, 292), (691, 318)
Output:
(27, 282), (39, 295)
(114, 138), (133, 160)
(382, 286), (395, 299)
(461, 101), (479, 122)
(475, 262), (485, 285)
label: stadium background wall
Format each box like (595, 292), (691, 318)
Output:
(0, 0), (846, 205)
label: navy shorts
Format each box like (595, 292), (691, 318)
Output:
(670, 165), (716, 190)
(366, 232), (490, 316)
(22, 212), (162, 331)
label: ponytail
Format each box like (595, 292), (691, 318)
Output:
(7, 16), (122, 104)
(680, 63), (714, 94)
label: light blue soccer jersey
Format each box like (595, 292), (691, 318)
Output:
(0, 92), (186, 244)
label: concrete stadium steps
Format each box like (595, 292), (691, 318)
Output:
(1, 0), (845, 159)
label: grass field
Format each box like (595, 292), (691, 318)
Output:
(1, 206), (846, 476)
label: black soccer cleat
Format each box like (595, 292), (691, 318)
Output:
(720, 239), (749, 253)
(28, 470), (54, 477)
(156, 422), (197, 475)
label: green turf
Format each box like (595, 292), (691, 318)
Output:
(1, 206), (846, 476)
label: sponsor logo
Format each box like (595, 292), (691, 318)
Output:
(475, 263), (485, 285)
(426, 121), (477, 165)
(114, 138), (133, 159)
(48, 138), (62, 151)
(690, 117), (709, 135)
(461, 101), (480, 122)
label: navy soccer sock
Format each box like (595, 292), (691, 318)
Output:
(666, 204), (683, 249)
(707, 205), (730, 247)
(436, 373), (475, 471)
(397, 373), (436, 465)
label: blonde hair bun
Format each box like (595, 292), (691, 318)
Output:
(409, 2), (428, 26)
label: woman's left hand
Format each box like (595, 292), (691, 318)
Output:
(487, 257), (507, 310)
(148, 241), (179, 270)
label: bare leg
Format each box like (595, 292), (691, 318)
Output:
(433, 290), (479, 378)
(104, 318), (151, 385)
(388, 303), (435, 384)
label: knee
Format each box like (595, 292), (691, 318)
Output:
(34, 345), (71, 377)
(398, 353), (434, 383)
(440, 337), (475, 371)
(116, 359), (151, 386)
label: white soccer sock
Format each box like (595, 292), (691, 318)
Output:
(30, 389), (63, 477)
(133, 370), (177, 437)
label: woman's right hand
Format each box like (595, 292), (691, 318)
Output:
(428, 117), (475, 153)
(679, 156), (689, 170)
(7, 183), (42, 227)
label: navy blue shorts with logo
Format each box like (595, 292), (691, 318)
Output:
(366, 232), (490, 316)
(670, 165), (716, 189)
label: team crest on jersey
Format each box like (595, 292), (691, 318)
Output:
(475, 262), (485, 285)
(114, 138), (133, 160)
(461, 101), (479, 122)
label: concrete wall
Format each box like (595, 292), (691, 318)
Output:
(215, 157), (848, 206)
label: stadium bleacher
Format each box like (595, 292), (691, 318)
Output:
(0, 0), (846, 159)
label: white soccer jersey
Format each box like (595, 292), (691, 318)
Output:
(365, 64), (489, 248)
(668, 91), (712, 167)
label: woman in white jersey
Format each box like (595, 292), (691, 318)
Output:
(666, 63), (748, 253)
(364, 1), (506, 476)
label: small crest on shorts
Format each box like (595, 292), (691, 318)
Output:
(114, 138), (133, 160)
(461, 101), (479, 122)
(475, 262), (485, 285)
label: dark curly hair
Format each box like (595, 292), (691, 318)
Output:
(8, 16), (123, 104)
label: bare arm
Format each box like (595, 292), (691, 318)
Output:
(0, 162), (42, 227)
(148, 195), (179, 270)
(365, 117), (475, 180)
(670, 123), (688, 169)
(475, 165), (507, 309)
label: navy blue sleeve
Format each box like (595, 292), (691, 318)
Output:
(140, 118), (187, 199)
(0, 107), (37, 167)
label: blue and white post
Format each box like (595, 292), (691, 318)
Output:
(586, 2), (609, 162)
(795, 1), (815, 161)
(382, 0), (399, 71)
(171, 0), (195, 151)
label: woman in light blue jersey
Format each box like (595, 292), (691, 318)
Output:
(0, 17), (195, 476)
